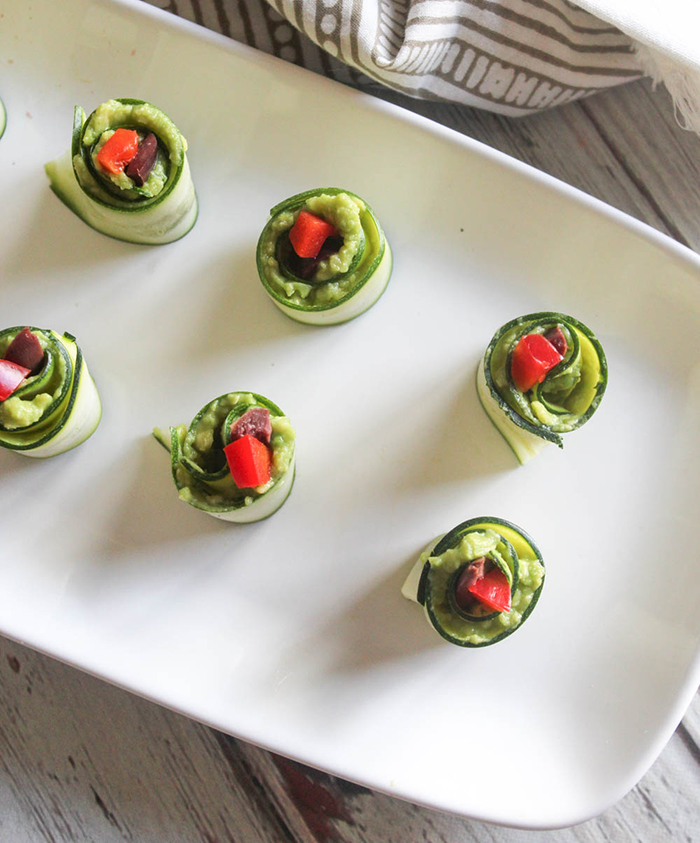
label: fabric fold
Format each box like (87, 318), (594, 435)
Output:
(148, 0), (700, 128)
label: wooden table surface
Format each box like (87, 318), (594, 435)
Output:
(3, 2), (700, 840)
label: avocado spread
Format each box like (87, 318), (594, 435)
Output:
(0, 330), (69, 431)
(91, 129), (168, 198)
(74, 100), (186, 203)
(491, 322), (579, 430)
(423, 521), (544, 646)
(169, 393), (295, 512)
(488, 317), (603, 434)
(258, 192), (384, 308)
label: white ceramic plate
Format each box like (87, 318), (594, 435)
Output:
(2, 0), (700, 829)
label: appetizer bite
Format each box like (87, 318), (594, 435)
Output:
(256, 188), (392, 325)
(477, 312), (607, 464)
(0, 327), (101, 457)
(402, 517), (545, 647)
(0, 97), (6, 140)
(154, 392), (295, 522)
(45, 98), (197, 244)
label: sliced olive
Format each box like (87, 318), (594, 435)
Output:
(4, 328), (45, 374)
(126, 132), (158, 187)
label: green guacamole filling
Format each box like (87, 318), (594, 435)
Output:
(424, 522), (544, 646)
(170, 392), (295, 511)
(489, 319), (599, 434)
(0, 330), (70, 431)
(74, 99), (186, 205)
(258, 192), (384, 308)
(90, 129), (168, 199)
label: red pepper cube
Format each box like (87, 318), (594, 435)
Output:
(96, 128), (140, 175)
(0, 359), (31, 401)
(289, 211), (339, 259)
(224, 435), (272, 489)
(511, 333), (563, 392)
(467, 567), (511, 614)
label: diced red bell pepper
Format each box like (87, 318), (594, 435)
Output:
(96, 128), (140, 174)
(511, 333), (563, 392)
(289, 211), (339, 259)
(467, 567), (511, 614)
(224, 434), (272, 488)
(0, 359), (31, 401)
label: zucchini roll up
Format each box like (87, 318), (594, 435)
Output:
(0, 97), (6, 140)
(256, 188), (392, 325)
(154, 392), (295, 523)
(0, 327), (102, 458)
(477, 312), (607, 464)
(45, 98), (197, 245)
(402, 517), (545, 648)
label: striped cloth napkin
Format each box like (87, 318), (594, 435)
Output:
(271, 0), (642, 115)
(150, 0), (700, 127)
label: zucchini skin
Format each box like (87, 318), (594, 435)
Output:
(156, 392), (295, 523)
(45, 98), (198, 245)
(479, 312), (608, 464)
(404, 517), (545, 648)
(0, 327), (101, 457)
(0, 97), (6, 141)
(256, 188), (392, 325)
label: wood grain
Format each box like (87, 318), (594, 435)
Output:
(1, 639), (699, 841)
(2, 1), (700, 840)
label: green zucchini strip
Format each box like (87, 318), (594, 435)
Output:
(0, 97), (6, 140)
(477, 312), (607, 464)
(256, 188), (392, 325)
(402, 517), (545, 648)
(0, 328), (102, 458)
(154, 392), (296, 523)
(45, 98), (197, 245)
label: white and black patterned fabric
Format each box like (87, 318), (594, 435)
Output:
(265, 0), (642, 115)
(147, 0), (700, 123)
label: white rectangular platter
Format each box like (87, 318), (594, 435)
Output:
(2, 0), (700, 829)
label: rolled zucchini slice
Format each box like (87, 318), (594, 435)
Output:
(402, 517), (545, 647)
(0, 97), (6, 140)
(477, 312), (607, 464)
(154, 392), (296, 523)
(256, 188), (392, 325)
(45, 98), (197, 245)
(0, 327), (102, 458)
